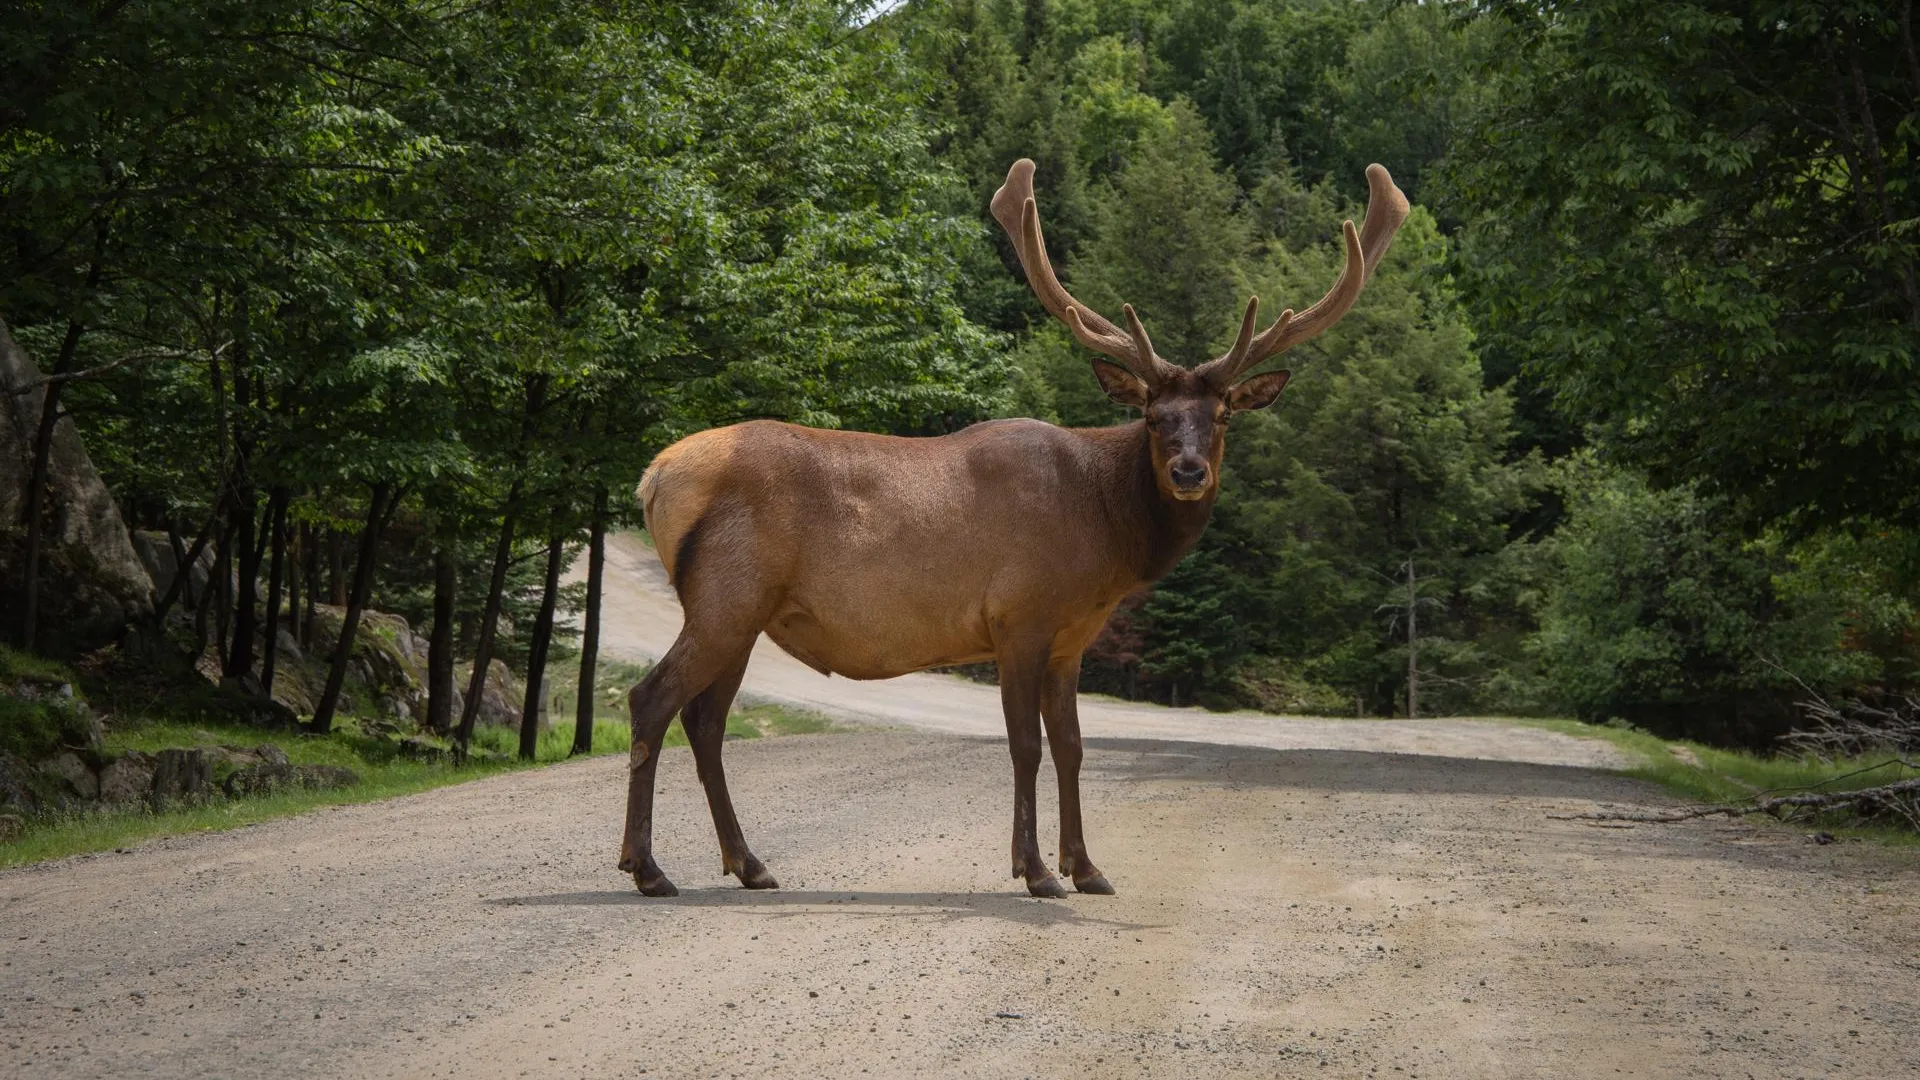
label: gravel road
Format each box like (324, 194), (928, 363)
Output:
(2, 533), (1916, 1078)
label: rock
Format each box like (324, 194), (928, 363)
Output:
(306, 606), (431, 724)
(254, 743), (290, 768)
(395, 737), (448, 763)
(97, 751), (157, 804)
(212, 678), (300, 730)
(0, 751), (40, 813)
(149, 749), (214, 808)
(275, 628), (301, 660)
(37, 751), (98, 800)
(222, 763), (359, 798)
(0, 317), (155, 655)
(471, 658), (524, 728)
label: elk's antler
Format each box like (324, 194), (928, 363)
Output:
(1196, 163), (1410, 388)
(992, 159), (1180, 389)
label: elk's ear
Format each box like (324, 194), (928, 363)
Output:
(1228, 370), (1291, 412)
(1091, 358), (1151, 408)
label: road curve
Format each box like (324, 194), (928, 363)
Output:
(577, 531), (1626, 770)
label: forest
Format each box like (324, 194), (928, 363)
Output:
(4, 0), (1917, 752)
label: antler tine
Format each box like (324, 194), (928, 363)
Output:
(1211, 296), (1264, 372)
(992, 158), (1167, 387)
(1121, 304), (1155, 361)
(1198, 164), (1410, 388)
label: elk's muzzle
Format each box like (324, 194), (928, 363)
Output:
(1168, 460), (1211, 499)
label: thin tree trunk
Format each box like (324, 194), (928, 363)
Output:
(167, 519), (195, 613)
(519, 530), (567, 761)
(1405, 557), (1419, 721)
(427, 538), (457, 735)
(16, 220), (105, 651)
(223, 442), (260, 679)
(454, 487), (521, 759)
(259, 488), (289, 695)
(195, 518), (236, 660)
(301, 520), (319, 647)
(327, 529), (347, 605)
(285, 516), (301, 656)
(309, 484), (396, 734)
(154, 507), (217, 623)
(214, 512), (233, 664)
(15, 318), (85, 651)
(572, 492), (609, 756)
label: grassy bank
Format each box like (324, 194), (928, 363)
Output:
(1514, 717), (1920, 842)
(1, 649), (841, 869)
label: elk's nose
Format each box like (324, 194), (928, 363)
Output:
(1169, 462), (1210, 491)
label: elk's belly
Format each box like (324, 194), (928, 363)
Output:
(763, 595), (994, 680)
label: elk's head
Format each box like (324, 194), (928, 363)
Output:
(992, 158), (1408, 502)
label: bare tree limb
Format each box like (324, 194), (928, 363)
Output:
(4, 342), (230, 395)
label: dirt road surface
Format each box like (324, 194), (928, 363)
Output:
(4, 535), (1917, 1078)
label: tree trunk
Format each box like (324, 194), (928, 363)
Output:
(519, 530), (567, 761)
(301, 520), (319, 648)
(285, 515), (301, 657)
(309, 484), (396, 734)
(15, 217), (105, 650)
(454, 488), (521, 759)
(259, 488), (289, 695)
(166, 519), (193, 610)
(223, 469), (260, 679)
(154, 507), (217, 624)
(1405, 557), (1419, 721)
(571, 492), (609, 756)
(15, 317), (86, 651)
(195, 517), (236, 660)
(213, 512), (233, 663)
(327, 528), (347, 605)
(426, 538), (457, 735)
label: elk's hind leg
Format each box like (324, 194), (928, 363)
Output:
(620, 503), (776, 896)
(681, 650), (778, 889)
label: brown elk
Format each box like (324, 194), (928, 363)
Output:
(621, 158), (1407, 897)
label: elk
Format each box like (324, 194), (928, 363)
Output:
(621, 158), (1408, 897)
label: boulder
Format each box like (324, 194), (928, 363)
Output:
(471, 658), (524, 728)
(37, 751), (98, 800)
(97, 751), (156, 804)
(222, 762), (359, 797)
(0, 317), (154, 655)
(0, 751), (40, 813)
(395, 736), (449, 763)
(305, 606), (431, 724)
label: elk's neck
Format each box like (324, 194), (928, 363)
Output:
(1112, 420), (1215, 584)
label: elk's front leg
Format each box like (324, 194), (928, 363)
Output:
(998, 645), (1067, 898)
(1040, 653), (1113, 894)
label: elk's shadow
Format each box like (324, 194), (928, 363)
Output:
(483, 888), (1160, 930)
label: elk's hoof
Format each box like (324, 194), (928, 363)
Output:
(1074, 874), (1116, 895)
(1026, 875), (1069, 899)
(634, 872), (679, 897)
(738, 858), (780, 890)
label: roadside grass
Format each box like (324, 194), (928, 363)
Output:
(2, 651), (841, 869)
(1509, 716), (1920, 843)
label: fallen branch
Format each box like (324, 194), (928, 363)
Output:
(1552, 774), (1920, 828)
